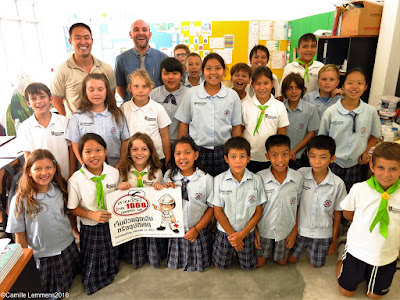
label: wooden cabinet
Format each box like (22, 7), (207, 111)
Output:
(317, 36), (378, 101)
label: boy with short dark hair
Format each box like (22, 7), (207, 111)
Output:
(337, 142), (400, 298)
(255, 134), (304, 267)
(288, 135), (347, 268)
(209, 137), (266, 270)
(282, 33), (324, 93)
(303, 64), (342, 119)
(230, 63), (252, 101)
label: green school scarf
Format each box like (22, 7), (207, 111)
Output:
(132, 170), (147, 187)
(366, 175), (400, 239)
(80, 167), (107, 210)
(295, 58), (314, 82)
(253, 105), (268, 136)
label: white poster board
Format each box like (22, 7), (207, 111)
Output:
(107, 187), (184, 246)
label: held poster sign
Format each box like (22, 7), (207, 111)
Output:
(106, 187), (184, 246)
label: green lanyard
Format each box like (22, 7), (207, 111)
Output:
(366, 175), (400, 239)
(80, 167), (107, 210)
(253, 105), (268, 136)
(132, 170), (147, 187)
(295, 58), (314, 82)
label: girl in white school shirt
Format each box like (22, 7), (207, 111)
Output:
(163, 135), (214, 271)
(175, 53), (242, 177)
(6, 149), (80, 294)
(66, 73), (130, 168)
(118, 132), (167, 268)
(120, 69), (172, 167)
(67, 133), (120, 295)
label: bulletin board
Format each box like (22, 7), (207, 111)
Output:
(147, 20), (289, 80)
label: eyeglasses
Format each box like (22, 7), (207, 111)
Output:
(175, 53), (188, 58)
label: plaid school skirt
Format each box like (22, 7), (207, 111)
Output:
(35, 241), (80, 293)
(80, 223), (119, 295)
(330, 162), (368, 193)
(167, 226), (212, 272)
(118, 237), (148, 268)
(199, 146), (228, 177)
(147, 237), (168, 268)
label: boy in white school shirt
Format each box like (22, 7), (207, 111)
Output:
(337, 142), (400, 299)
(255, 134), (304, 267)
(288, 135), (347, 268)
(281, 33), (324, 94)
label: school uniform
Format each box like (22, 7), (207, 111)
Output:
(208, 168), (267, 270)
(242, 95), (289, 172)
(303, 90), (342, 119)
(120, 99), (171, 160)
(67, 163), (119, 295)
(119, 166), (167, 269)
(150, 84), (190, 144)
(282, 60), (324, 93)
(175, 83), (242, 177)
(284, 99), (320, 162)
(18, 112), (70, 180)
(66, 108), (130, 166)
(246, 73), (281, 98)
(183, 72), (205, 88)
(291, 167), (347, 267)
(164, 168), (213, 271)
(256, 167), (304, 262)
(319, 100), (381, 192)
(6, 183), (80, 293)
(338, 181), (400, 296)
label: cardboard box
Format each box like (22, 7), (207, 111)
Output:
(341, 1), (383, 36)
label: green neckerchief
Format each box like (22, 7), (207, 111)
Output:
(366, 175), (400, 239)
(295, 58), (314, 82)
(253, 105), (268, 136)
(132, 170), (147, 187)
(80, 167), (107, 210)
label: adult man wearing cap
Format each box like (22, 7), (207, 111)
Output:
(51, 22), (116, 118)
(115, 19), (167, 102)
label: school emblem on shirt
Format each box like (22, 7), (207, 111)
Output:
(113, 190), (150, 216)
(224, 109), (230, 116)
(324, 199), (332, 207)
(290, 197), (296, 204)
(144, 116), (156, 122)
(106, 183), (117, 189)
(194, 101), (206, 106)
(332, 121), (344, 125)
(297, 123), (304, 130)
(195, 193), (202, 200)
(266, 114), (278, 120)
(388, 206), (400, 214)
(110, 127), (116, 134)
(360, 127), (366, 134)
(51, 131), (64, 136)
(248, 195), (256, 203)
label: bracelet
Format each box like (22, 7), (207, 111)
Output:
(194, 226), (199, 233)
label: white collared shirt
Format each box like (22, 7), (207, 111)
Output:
(297, 167), (347, 238)
(120, 99), (171, 159)
(150, 84), (189, 143)
(67, 163), (119, 226)
(18, 113), (70, 180)
(175, 83), (242, 149)
(208, 168), (267, 233)
(242, 95), (290, 162)
(66, 108), (130, 166)
(122, 165), (163, 187)
(281, 60), (324, 93)
(257, 167), (304, 241)
(164, 168), (213, 232)
(341, 181), (400, 266)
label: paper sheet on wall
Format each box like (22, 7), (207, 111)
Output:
(249, 21), (259, 36)
(189, 26), (201, 36)
(209, 37), (224, 49)
(273, 21), (288, 40)
(271, 51), (286, 69)
(224, 35), (234, 49)
(202, 22), (212, 36)
(266, 41), (280, 52)
(259, 21), (274, 40)
(213, 49), (232, 64)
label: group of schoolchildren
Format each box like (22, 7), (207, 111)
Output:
(5, 31), (400, 300)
